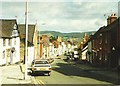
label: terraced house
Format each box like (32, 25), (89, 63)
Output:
(0, 19), (20, 66)
(18, 24), (38, 65)
(81, 13), (120, 68)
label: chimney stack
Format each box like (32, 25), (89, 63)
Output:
(107, 13), (117, 25)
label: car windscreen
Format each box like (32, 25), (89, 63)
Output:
(35, 61), (49, 64)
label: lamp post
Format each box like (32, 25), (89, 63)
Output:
(24, 0), (28, 80)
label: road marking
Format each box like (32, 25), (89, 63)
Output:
(35, 78), (46, 86)
(30, 77), (40, 86)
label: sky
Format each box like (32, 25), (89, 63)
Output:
(0, 0), (119, 33)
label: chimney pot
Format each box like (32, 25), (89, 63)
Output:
(107, 13), (117, 25)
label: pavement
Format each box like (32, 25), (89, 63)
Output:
(74, 61), (120, 78)
(60, 54), (120, 85)
(68, 60), (120, 85)
(0, 64), (40, 86)
(0, 55), (120, 85)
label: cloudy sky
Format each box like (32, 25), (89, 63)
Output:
(0, 0), (119, 33)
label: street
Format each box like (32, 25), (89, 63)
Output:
(33, 55), (114, 85)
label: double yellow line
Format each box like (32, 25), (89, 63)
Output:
(35, 78), (46, 86)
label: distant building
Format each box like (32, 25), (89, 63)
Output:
(52, 40), (59, 56)
(79, 33), (89, 60)
(39, 35), (51, 59)
(57, 36), (62, 42)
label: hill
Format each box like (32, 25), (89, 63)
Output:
(39, 31), (95, 39)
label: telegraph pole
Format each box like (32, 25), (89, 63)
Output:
(24, 0), (28, 80)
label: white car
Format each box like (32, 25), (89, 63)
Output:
(74, 50), (79, 59)
(31, 60), (52, 76)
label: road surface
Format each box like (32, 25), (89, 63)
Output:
(33, 55), (114, 85)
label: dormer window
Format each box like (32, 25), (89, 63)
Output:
(11, 24), (19, 37)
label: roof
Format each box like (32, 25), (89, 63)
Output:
(82, 26), (105, 49)
(102, 17), (120, 32)
(82, 17), (120, 49)
(18, 24), (35, 44)
(41, 35), (50, 47)
(0, 19), (17, 38)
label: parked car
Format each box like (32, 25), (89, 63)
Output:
(74, 48), (79, 60)
(66, 52), (74, 60)
(31, 60), (52, 76)
(47, 58), (54, 63)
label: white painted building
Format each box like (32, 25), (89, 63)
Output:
(0, 19), (20, 65)
(81, 45), (88, 60)
(49, 43), (55, 57)
(61, 42), (67, 54)
(18, 24), (37, 63)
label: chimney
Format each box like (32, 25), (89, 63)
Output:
(107, 13), (117, 25)
(110, 13), (117, 23)
(107, 16), (111, 25)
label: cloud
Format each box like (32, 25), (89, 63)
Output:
(1, 1), (118, 33)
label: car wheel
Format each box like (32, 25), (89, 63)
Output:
(31, 71), (35, 75)
(48, 73), (51, 76)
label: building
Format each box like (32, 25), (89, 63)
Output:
(82, 13), (120, 68)
(52, 40), (59, 56)
(18, 24), (37, 64)
(79, 33), (90, 61)
(39, 35), (51, 59)
(0, 19), (20, 65)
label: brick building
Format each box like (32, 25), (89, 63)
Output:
(82, 13), (120, 68)
(92, 13), (120, 68)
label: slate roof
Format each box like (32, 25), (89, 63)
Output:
(18, 24), (35, 44)
(0, 19), (17, 38)
(82, 17), (120, 49)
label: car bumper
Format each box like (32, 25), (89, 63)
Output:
(32, 70), (51, 73)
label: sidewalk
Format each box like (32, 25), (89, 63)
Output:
(0, 64), (37, 86)
(73, 61), (120, 84)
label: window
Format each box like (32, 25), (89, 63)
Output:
(105, 54), (107, 61)
(99, 54), (102, 60)
(3, 51), (5, 59)
(105, 36), (108, 44)
(3, 39), (5, 46)
(100, 33), (102, 36)
(99, 38), (102, 44)
(8, 39), (11, 46)
(14, 39), (16, 45)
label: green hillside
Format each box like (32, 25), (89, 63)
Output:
(39, 31), (95, 39)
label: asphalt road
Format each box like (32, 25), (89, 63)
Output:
(33, 56), (114, 85)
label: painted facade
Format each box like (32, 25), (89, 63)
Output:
(0, 19), (20, 65)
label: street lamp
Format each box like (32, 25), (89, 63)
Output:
(24, 0), (28, 80)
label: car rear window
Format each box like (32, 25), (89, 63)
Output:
(35, 61), (49, 64)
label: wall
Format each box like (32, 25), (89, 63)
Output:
(28, 46), (34, 66)
(0, 38), (4, 65)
